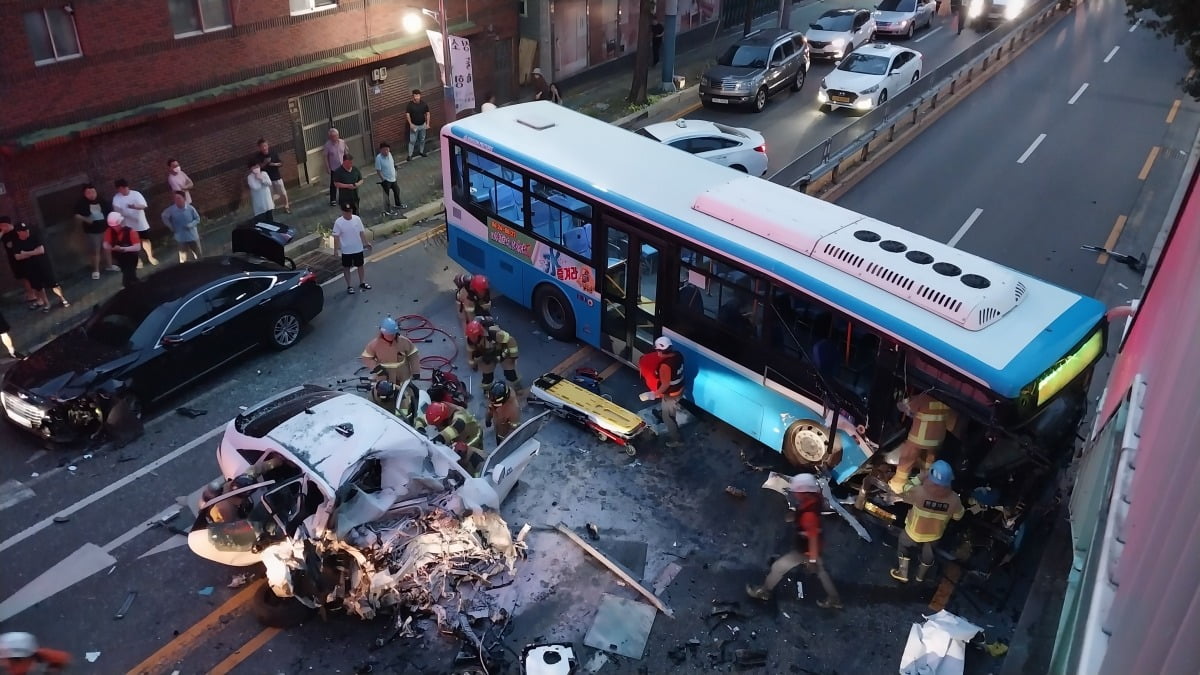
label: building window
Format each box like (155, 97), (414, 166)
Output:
(290, 0), (337, 15)
(23, 8), (82, 65)
(168, 0), (233, 37)
(408, 57), (441, 91)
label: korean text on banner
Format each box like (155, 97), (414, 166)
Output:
(426, 30), (477, 114)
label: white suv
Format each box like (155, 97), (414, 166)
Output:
(636, 119), (770, 176)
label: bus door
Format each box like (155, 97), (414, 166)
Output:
(599, 212), (669, 363)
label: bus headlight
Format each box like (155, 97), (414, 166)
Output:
(1005, 0), (1025, 19)
(968, 0), (983, 18)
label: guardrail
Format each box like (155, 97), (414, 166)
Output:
(771, 0), (1072, 193)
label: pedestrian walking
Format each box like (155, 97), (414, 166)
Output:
(480, 92), (498, 113)
(255, 138), (290, 213)
(374, 143), (408, 217)
(74, 184), (119, 280)
(0, 217), (37, 307)
(161, 191), (202, 262)
(11, 223), (69, 313)
(332, 203), (372, 295)
(323, 128), (348, 207)
(246, 160), (275, 223)
(104, 212), (142, 288)
(332, 154), (364, 214)
(405, 90), (431, 160)
(111, 179), (159, 266)
(0, 309), (23, 360)
(166, 158), (195, 205)
(651, 17), (665, 65)
(890, 461), (964, 583)
(746, 473), (844, 609)
(484, 381), (521, 447)
(638, 336), (684, 447)
(950, 0), (965, 35)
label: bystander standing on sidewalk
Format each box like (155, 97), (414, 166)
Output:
(0, 309), (23, 360)
(374, 143), (408, 217)
(323, 129), (348, 207)
(332, 154), (364, 214)
(104, 212), (142, 288)
(12, 223), (69, 313)
(166, 159), (195, 205)
(0, 217), (37, 307)
(406, 91), (430, 160)
(332, 203), (372, 295)
(247, 160), (275, 223)
(652, 17), (665, 65)
(162, 191), (202, 262)
(112, 179), (159, 266)
(74, 185), (119, 280)
(255, 139), (290, 214)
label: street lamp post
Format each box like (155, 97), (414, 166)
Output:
(404, 4), (458, 122)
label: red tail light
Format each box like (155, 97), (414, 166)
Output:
(299, 271), (317, 285)
(754, 144), (767, 154)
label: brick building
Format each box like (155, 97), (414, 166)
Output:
(0, 0), (519, 287)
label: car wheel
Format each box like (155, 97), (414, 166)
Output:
(752, 87), (768, 113)
(730, 164), (748, 173)
(790, 68), (806, 92)
(533, 284), (576, 341)
(906, 22), (914, 39)
(878, 89), (889, 105)
(267, 309), (303, 351)
(911, 71), (920, 85)
(253, 585), (315, 628)
(104, 390), (144, 445)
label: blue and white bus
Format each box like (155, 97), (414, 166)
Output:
(440, 102), (1106, 555)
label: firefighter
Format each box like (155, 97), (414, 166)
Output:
(638, 336), (684, 447)
(889, 392), (958, 493)
(890, 460), (964, 583)
(465, 316), (522, 391)
(421, 400), (486, 475)
(485, 381), (521, 446)
(455, 273), (492, 333)
(361, 316), (421, 387)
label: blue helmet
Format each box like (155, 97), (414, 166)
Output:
(929, 460), (954, 487)
(380, 316), (399, 336)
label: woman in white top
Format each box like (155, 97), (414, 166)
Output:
(247, 160), (275, 223)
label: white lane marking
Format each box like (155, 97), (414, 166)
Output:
(948, 209), (984, 248)
(1104, 46), (1119, 63)
(1017, 134), (1048, 164)
(0, 424), (223, 554)
(914, 26), (943, 43)
(1068, 82), (1089, 104)
(102, 504), (184, 554)
(0, 543), (117, 622)
(1129, 19), (1140, 33)
(0, 480), (35, 512)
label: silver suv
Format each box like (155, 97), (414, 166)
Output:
(700, 28), (811, 113)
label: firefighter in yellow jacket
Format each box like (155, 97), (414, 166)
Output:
(484, 381), (521, 447)
(889, 392), (958, 493)
(890, 460), (964, 583)
(465, 316), (521, 391)
(454, 274), (492, 334)
(421, 401), (486, 475)
(361, 316), (421, 386)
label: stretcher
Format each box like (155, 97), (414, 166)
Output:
(527, 372), (648, 456)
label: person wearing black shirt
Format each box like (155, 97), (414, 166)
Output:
(11, 223), (69, 312)
(255, 138), (290, 213)
(331, 154), (364, 214)
(0, 217), (37, 307)
(652, 17), (665, 65)
(74, 184), (116, 280)
(405, 89), (431, 161)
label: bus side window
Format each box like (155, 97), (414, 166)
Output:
(673, 247), (766, 366)
(463, 150), (527, 228)
(449, 144), (465, 200)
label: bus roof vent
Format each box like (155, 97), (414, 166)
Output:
(813, 219), (1027, 331)
(517, 115), (556, 131)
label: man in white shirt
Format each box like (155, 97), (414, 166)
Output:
(332, 203), (372, 294)
(373, 143), (407, 217)
(166, 159), (195, 205)
(111, 178), (159, 266)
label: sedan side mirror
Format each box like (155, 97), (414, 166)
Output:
(161, 334), (184, 347)
(890, 69), (901, 75)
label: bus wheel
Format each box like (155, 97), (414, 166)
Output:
(782, 419), (840, 467)
(534, 284), (576, 341)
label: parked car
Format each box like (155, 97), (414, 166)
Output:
(873, 0), (936, 39)
(967, 0), (1027, 30)
(806, 9), (877, 61)
(1, 256), (324, 443)
(636, 119), (770, 176)
(699, 28), (810, 112)
(818, 43), (924, 111)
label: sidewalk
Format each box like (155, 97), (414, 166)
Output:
(3, 1), (824, 353)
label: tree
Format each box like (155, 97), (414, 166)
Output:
(1125, 0), (1200, 98)
(628, 0), (655, 104)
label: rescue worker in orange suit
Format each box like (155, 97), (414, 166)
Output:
(465, 316), (521, 391)
(361, 316), (422, 389)
(454, 273), (492, 334)
(745, 473), (843, 609)
(889, 392), (959, 493)
(0, 632), (70, 675)
(420, 400), (486, 475)
(890, 460), (964, 583)
(638, 336), (684, 447)
(484, 381), (521, 447)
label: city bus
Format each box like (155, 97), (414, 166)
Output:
(440, 102), (1107, 558)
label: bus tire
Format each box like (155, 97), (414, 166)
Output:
(782, 419), (841, 467)
(533, 284), (576, 341)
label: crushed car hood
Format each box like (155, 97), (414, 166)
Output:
(3, 327), (132, 398)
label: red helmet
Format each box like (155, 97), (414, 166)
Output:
(465, 319), (485, 342)
(469, 275), (490, 296)
(425, 401), (451, 426)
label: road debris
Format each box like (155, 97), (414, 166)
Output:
(113, 591), (137, 619)
(725, 486), (747, 498)
(84, 652), (101, 663)
(734, 648), (768, 668)
(582, 652), (609, 673)
(651, 562), (682, 596)
(584, 593), (657, 659)
(228, 573), (253, 588)
(899, 610), (983, 675)
(175, 406), (208, 418)
(197, 586), (214, 596)
(522, 643), (577, 674)
(554, 523), (673, 617)
(52, 516), (70, 524)
(586, 523), (601, 540)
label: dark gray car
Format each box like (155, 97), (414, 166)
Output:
(699, 28), (811, 113)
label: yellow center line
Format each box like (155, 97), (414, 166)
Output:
(1167, 99), (1182, 125)
(207, 627), (282, 675)
(598, 360), (624, 380)
(1097, 215), (1128, 264)
(1138, 146), (1161, 181)
(126, 580), (264, 675)
(928, 562), (962, 612)
(367, 224), (447, 264)
(550, 345), (593, 375)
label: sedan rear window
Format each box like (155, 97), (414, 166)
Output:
(837, 52), (890, 75)
(717, 45), (770, 68)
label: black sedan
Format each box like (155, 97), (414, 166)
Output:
(1, 256), (324, 443)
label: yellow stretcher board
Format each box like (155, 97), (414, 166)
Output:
(529, 373), (647, 441)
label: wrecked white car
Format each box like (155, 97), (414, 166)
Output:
(187, 384), (546, 627)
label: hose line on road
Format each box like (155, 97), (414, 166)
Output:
(396, 314), (460, 373)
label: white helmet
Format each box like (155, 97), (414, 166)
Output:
(0, 632), (37, 659)
(788, 473), (820, 493)
(654, 336), (672, 351)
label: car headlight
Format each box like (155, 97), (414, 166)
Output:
(817, 90), (828, 102)
(854, 99), (874, 110)
(968, 0), (983, 17)
(862, 84), (880, 94)
(1005, 0), (1024, 19)
(734, 80), (752, 92)
(831, 38), (846, 49)
(899, 19), (909, 27)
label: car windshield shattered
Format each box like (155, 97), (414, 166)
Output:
(717, 44), (770, 68)
(838, 53), (890, 75)
(811, 13), (855, 31)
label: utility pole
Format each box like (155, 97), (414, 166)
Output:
(778, 0), (790, 30)
(661, 0), (678, 92)
(437, 0), (456, 122)
(743, 0), (753, 36)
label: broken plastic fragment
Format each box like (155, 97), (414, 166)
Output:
(197, 586), (214, 596)
(85, 652), (101, 663)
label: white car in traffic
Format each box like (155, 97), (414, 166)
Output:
(873, 0), (936, 39)
(805, 9), (877, 61)
(636, 119), (770, 176)
(818, 43), (923, 111)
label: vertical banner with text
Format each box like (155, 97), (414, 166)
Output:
(426, 30), (477, 114)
